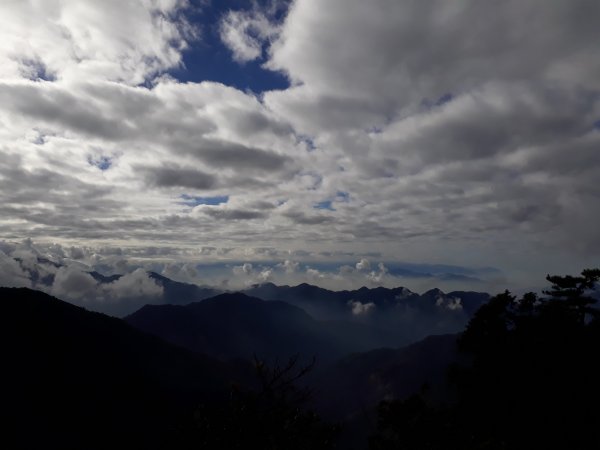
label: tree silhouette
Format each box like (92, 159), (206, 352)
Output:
(178, 355), (339, 450)
(370, 269), (600, 450)
(544, 268), (600, 325)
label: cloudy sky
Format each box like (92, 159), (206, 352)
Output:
(1, 0), (599, 295)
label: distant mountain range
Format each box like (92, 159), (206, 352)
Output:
(125, 292), (397, 362)
(243, 281), (488, 323)
(1, 284), (477, 449)
(138, 274), (490, 321)
(139, 275), (489, 346)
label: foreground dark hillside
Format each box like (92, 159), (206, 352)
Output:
(313, 333), (460, 422)
(370, 269), (600, 450)
(310, 333), (462, 450)
(0, 288), (242, 450)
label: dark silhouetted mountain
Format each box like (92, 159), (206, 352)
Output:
(89, 270), (121, 283)
(0, 287), (242, 450)
(147, 271), (221, 304)
(307, 334), (461, 450)
(125, 293), (397, 362)
(313, 334), (460, 421)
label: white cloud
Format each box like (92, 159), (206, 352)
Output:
(436, 296), (463, 312)
(102, 268), (163, 299)
(0, 0), (193, 85)
(0, 250), (32, 288)
(258, 268), (273, 282)
(306, 267), (325, 281)
(162, 262), (198, 283)
(348, 300), (376, 316)
(367, 263), (388, 284)
(51, 266), (99, 300)
(219, 8), (279, 63)
(356, 259), (371, 271)
(280, 259), (299, 273)
(50, 265), (163, 304)
(233, 263), (254, 276)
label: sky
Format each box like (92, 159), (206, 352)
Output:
(1, 0), (599, 298)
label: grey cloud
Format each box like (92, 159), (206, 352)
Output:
(18, 57), (56, 82)
(247, 200), (278, 210)
(103, 268), (163, 300)
(48, 265), (164, 316)
(203, 208), (268, 221)
(144, 165), (217, 189)
(268, 0), (600, 110)
(0, 82), (134, 140)
(0, 250), (32, 288)
(224, 109), (293, 137)
(282, 211), (334, 225)
(184, 140), (291, 172)
(51, 266), (99, 300)
(380, 84), (597, 166)
(265, 88), (385, 133)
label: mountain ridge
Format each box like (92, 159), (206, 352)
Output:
(125, 292), (399, 362)
(0, 287), (246, 449)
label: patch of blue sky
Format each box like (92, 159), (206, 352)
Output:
(435, 93), (454, 106)
(314, 200), (335, 211)
(296, 134), (317, 151)
(421, 93), (454, 109)
(168, 0), (290, 94)
(366, 125), (384, 134)
(180, 194), (229, 207)
(19, 58), (56, 82)
(32, 134), (45, 145)
(87, 155), (112, 171)
(335, 191), (350, 202)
